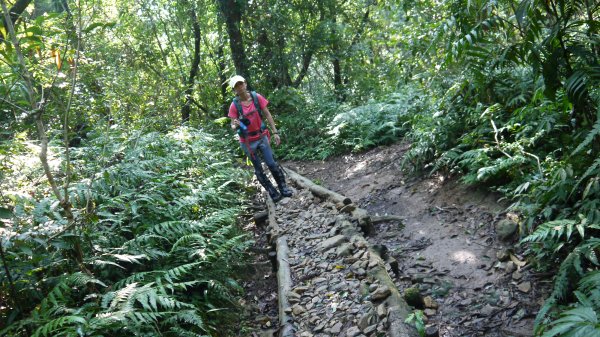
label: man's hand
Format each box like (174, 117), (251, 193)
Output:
(272, 133), (281, 146)
(231, 119), (240, 130)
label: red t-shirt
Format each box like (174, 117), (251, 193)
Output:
(228, 93), (269, 142)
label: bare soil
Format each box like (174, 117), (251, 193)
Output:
(282, 142), (547, 337)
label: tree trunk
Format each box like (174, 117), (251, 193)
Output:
(329, 5), (344, 101)
(0, 0), (33, 42)
(218, 42), (229, 116)
(275, 35), (292, 87)
(181, 5), (201, 124)
(217, 0), (251, 84)
(291, 7), (326, 88)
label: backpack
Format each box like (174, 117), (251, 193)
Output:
(232, 91), (266, 135)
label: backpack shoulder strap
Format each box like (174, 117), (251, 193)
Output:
(232, 96), (243, 118)
(250, 91), (263, 118)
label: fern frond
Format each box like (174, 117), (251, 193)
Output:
(565, 70), (589, 103)
(32, 316), (87, 337)
(166, 310), (206, 329)
(113, 271), (159, 289)
(111, 253), (148, 264)
(572, 118), (600, 156)
(542, 307), (600, 337)
(163, 262), (201, 283)
(68, 272), (107, 288)
(580, 270), (600, 294)
(171, 234), (207, 252)
(108, 282), (139, 310)
(522, 219), (578, 244)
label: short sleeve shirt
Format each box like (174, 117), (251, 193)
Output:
(228, 93), (269, 142)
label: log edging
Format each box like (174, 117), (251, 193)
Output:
(266, 197), (295, 337)
(284, 167), (417, 337)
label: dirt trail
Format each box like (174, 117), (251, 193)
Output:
(281, 142), (546, 337)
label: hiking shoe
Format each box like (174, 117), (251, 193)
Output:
(279, 186), (293, 198)
(269, 190), (282, 203)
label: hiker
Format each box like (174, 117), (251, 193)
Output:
(228, 75), (293, 202)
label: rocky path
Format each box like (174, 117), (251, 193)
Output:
(240, 143), (546, 337)
(262, 168), (418, 337)
(280, 143), (546, 337)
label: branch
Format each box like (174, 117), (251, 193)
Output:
(489, 118), (513, 159)
(62, 0), (84, 206)
(0, 0), (32, 42)
(490, 118), (543, 179)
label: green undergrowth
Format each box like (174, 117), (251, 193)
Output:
(276, 84), (429, 160)
(1, 124), (254, 336)
(277, 69), (599, 335)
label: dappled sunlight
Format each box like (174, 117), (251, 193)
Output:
(349, 160), (367, 175)
(417, 228), (429, 236)
(452, 250), (477, 264)
(0, 140), (61, 198)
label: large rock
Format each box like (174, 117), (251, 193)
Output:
(371, 285), (391, 301)
(495, 219), (518, 241)
(318, 235), (347, 251)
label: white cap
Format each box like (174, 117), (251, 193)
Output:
(229, 75), (245, 89)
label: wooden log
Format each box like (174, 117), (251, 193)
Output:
(284, 167), (352, 205)
(336, 220), (416, 337)
(357, 234), (417, 337)
(265, 194), (294, 336)
(266, 197), (280, 244)
(352, 207), (373, 235)
(276, 235), (294, 337)
(282, 168), (414, 335)
(254, 210), (268, 227)
(284, 167), (373, 234)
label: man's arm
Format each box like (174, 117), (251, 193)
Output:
(262, 106), (281, 145)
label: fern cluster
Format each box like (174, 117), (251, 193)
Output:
(1, 126), (252, 336)
(278, 84), (429, 160)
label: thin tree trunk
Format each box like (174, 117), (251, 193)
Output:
(275, 35), (292, 87)
(181, 5), (201, 123)
(291, 8), (325, 88)
(328, 4), (344, 101)
(292, 50), (314, 87)
(217, 0), (250, 84)
(342, 5), (371, 87)
(218, 41), (229, 116)
(1, 0), (89, 274)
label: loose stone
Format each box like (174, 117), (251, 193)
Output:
(292, 304), (307, 315)
(377, 303), (387, 318)
(330, 322), (344, 334)
(346, 326), (362, 337)
(371, 285), (391, 301)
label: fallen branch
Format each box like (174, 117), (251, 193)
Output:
(265, 195), (294, 336)
(276, 235), (294, 337)
(283, 167), (351, 205)
(284, 167), (373, 234)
